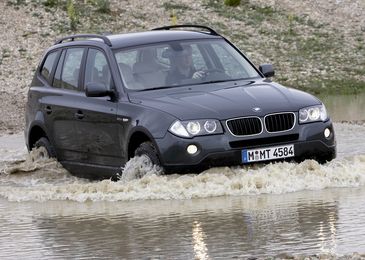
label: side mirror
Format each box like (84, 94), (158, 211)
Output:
(259, 64), (275, 78)
(85, 82), (113, 97)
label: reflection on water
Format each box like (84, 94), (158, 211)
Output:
(0, 188), (365, 259)
(192, 221), (210, 260)
(320, 92), (365, 122)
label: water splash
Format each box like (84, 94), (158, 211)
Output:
(118, 155), (162, 182)
(1, 123), (365, 202)
(0, 153), (364, 202)
(2, 147), (57, 174)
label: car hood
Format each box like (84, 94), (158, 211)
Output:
(128, 81), (321, 121)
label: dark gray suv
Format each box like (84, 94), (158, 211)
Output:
(25, 25), (336, 179)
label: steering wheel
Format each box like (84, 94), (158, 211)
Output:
(199, 68), (227, 81)
(204, 68), (225, 75)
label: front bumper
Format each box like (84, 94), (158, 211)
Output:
(154, 119), (336, 171)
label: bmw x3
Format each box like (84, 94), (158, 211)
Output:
(25, 25), (336, 179)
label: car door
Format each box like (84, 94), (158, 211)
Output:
(40, 48), (86, 162)
(73, 48), (121, 167)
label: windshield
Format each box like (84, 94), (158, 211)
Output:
(114, 39), (260, 91)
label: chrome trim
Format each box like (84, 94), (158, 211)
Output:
(226, 116), (263, 137)
(264, 112), (296, 133)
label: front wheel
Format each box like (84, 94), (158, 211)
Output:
(34, 137), (56, 159)
(317, 150), (336, 164)
(118, 141), (163, 179)
(134, 141), (161, 167)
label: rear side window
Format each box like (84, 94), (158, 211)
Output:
(60, 48), (84, 90)
(53, 50), (66, 88)
(40, 51), (58, 83)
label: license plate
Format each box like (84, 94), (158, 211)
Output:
(242, 144), (295, 163)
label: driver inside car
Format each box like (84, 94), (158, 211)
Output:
(165, 45), (205, 85)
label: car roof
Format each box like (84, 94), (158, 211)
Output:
(107, 30), (222, 49)
(51, 30), (222, 52)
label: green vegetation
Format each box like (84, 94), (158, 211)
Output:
(204, 0), (365, 95)
(355, 36), (364, 51)
(7, 0), (26, 6)
(205, 0), (277, 25)
(94, 0), (111, 14)
(5, 0), (364, 95)
(162, 1), (192, 11)
(67, 0), (78, 31)
(162, 0), (192, 22)
(224, 0), (240, 7)
(43, 0), (58, 8)
(2, 49), (11, 59)
(298, 79), (365, 95)
(0, 49), (11, 66)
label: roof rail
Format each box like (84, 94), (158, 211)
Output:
(152, 25), (219, 36)
(54, 34), (112, 46)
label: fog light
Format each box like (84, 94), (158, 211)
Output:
(324, 128), (331, 138)
(187, 144), (198, 155)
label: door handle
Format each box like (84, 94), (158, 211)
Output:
(45, 106), (52, 114)
(75, 110), (84, 119)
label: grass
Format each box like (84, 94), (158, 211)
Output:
(2, 49), (11, 59)
(43, 0), (58, 8)
(204, 0), (279, 25)
(94, 0), (111, 14)
(291, 78), (365, 95)
(5, 0), (364, 95)
(202, 0), (365, 95)
(7, 0), (27, 6)
(7, 0), (117, 32)
(162, 2), (192, 11)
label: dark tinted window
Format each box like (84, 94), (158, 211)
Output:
(53, 50), (66, 88)
(61, 48), (84, 90)
(40, 51), (58, 83)
(85, 49), (113, 90)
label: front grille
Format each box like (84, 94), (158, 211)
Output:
(229, 134), (299, 149)
(226, 117), (262, 136)
(265, 113), (295, 132)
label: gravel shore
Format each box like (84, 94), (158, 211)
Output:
(0, 0), (364, 134)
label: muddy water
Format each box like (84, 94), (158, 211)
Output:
(321, 92), (365, 122)
(0, 122), (365, 258)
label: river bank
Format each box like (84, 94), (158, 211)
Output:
(1, 0), (364, 134)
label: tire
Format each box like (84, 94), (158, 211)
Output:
(34, 137), (56, 158)
(134, 141), (161, 167)
(317, 150), (336, 164)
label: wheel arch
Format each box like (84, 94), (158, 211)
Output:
(28, 124), (49, 151)
(127, 127), (160, 160)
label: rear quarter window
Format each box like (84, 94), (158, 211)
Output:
(40, 51), (59, 84)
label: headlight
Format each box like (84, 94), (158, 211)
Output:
(204, 120), (217, 133)
(299, 104), (327, 124)
(169, 119), (223, 138)
(186, 121), (201, 135)
(169, 121), (189, 137)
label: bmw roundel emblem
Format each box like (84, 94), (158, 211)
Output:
(252, 107), (261, 112)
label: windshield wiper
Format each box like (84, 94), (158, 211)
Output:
(135, 82), (199, 91)
(135, 85), (178, 92)
(197, 79), (237, 85)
